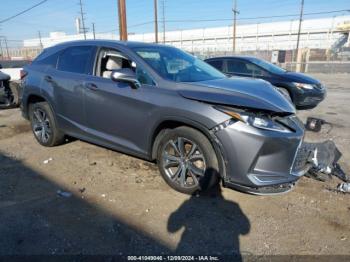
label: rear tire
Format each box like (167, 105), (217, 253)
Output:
(156, 126), (219, 195)
(29, 102), (65, 147)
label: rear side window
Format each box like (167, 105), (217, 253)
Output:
(32, 52), (59, 68)
(207, 60), (223, 71)
(57, 46), (95, 74)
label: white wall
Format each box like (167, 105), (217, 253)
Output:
(23, 15), (350, 52)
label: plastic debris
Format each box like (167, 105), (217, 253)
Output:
(43, 157), (53, 164)
(57, 190), (72, 198)
(305, 117), (326, 132)
(337, 183), (350, 193)
(305, 140), (346, 182)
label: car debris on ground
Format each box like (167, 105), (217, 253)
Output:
(337, 182), (350, 193)
(301, 118), (349, 193)
(43, 157), (53, 164)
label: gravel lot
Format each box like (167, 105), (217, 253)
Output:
(0, 74), (349, 257)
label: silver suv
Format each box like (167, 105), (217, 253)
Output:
(21, 40), (308, 195)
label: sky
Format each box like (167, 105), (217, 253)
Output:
(0, 0), (349, 46)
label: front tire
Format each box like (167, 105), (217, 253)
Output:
(29, 102), (65, 147)
(156, 126), (219, 195)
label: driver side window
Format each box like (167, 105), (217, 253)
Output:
(96, 48), (155, 86)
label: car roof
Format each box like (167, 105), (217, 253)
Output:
(205, 56), (257, 61)
(46, 39), (171, 50)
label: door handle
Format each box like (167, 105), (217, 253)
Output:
(84, 82), (98, 90)
(44, 75), (53, 82)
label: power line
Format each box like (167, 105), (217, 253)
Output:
(0, 0), (48, 24)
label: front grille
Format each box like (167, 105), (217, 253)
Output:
(292, 143), (314, 173)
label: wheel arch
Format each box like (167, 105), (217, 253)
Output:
(23, 93), (56, 120)
(149, 118), (227, 180)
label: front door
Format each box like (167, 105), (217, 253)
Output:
(83, 48), (157, 156)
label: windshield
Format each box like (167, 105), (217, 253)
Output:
(133, 46), (225, 82)
(249, 57), (286, 74)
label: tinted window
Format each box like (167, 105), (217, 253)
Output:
(136, 67), (155, 85)
(226, 59), (267, 76)
(207, 60), (223, 71)
(57, 46), (95, 74)
(248, 57), (286, 74)
(226, 60), (251, 74)
(33, 52), (59, 68)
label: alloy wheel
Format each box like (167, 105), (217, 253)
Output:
(32, 108), (51, 144)
(162, 137), (206, 189)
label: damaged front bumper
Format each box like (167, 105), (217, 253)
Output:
(214, 115), (308, 195)
(216, 117), (345, 195)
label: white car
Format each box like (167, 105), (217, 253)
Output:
(0, 60), (30, 81)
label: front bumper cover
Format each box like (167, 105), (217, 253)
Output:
(214, 115), (308, 194)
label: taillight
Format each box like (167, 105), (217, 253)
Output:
(20, 70), (28, 80)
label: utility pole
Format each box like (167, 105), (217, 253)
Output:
(0, 39), (3, 59)
(154, 0), (158, 43)
(79, 0), (87, 40)
(118, 0), (128, 40)
(92, 23), (96, 39)
(295, 0), (304, 61)
(232, 0), (239, 53)
(38, 31), (43, 50)
(4, 37), (9, 59)
(161, 0), (165, 43)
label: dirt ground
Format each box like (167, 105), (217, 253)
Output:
(0, 74), (349, 258)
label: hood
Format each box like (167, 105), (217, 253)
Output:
(281, 71), (320, 84)
(177, 77), (295, 114)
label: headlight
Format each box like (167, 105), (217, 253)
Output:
(215, 106), (292, 133)
(293, 82), (314, 90)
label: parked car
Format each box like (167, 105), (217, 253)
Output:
(0, 59), (31, 81)
(0, 60), (29, 109)
(21, 40), (310, 195)
(205, 56), (326, 109)
(0, 68), (20, 109)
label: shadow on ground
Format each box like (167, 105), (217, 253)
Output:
(168, 183), (250, 258)
(0, 151), (250, 256)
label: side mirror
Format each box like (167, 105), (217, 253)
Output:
(0, 64), (2, 69)
(111, 69), (141, 89)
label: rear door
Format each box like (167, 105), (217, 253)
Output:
(46, 45), (96, 134)
(224, 59), (254, 78)
(225, 59), (271, 81)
